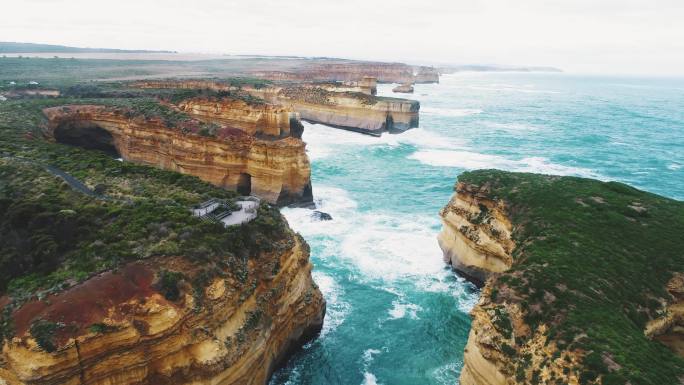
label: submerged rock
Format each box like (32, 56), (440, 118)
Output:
(311, 210), (333, 221)
(392, 83), (415, 93)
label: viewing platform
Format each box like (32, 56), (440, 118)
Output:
(192, 196), (261, 226)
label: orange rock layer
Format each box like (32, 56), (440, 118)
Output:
(244, 85), (419, 136)
(0, 233), (325, 385)
(172, 98), (302, 138)
(134, 81), (419, 136)
(42, 106), (313, 206)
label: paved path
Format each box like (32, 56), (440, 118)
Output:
(1, 153), (104, 199)
(43, 165), (100, 198)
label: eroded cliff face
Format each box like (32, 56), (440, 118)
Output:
(244, 85), (419, 136)
(250, 62), (439, 84)
(132, 80), (419, 136)
(646, 273), (684, 357)
(439, 182), (582, 385)
(42, 106), (312, 206)
(314, 77), (377, 96)
(439, 176), (684, 385)
(173, 98), (302, 138)
(438, 182), (514, 286)
(0, 233), (325, 385)
(412, 66), (440, 84)
(461, 287), (584, 385)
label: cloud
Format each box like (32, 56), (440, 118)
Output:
(2, 0), (684, 75)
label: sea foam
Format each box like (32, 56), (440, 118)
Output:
(409, 149), (600, 178)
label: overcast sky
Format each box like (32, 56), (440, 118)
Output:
(3, 0), (684, 75)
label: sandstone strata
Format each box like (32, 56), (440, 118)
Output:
(645, 273), (684, 357)
(250, 62), (439, 84)
(244, 85), (419, 135)
(42, 105), (312, 206)
(314, 77), (377, 95)
(438, 182), (514, 286)
(439, 174), (684, 385)
(173, 98), (302, 138)
(134, 81), (419, 136)
(0, 232), (325, 385)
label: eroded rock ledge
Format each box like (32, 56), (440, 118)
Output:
(133, 80), (420, 136)
(173, 97), (302, 139)
(0, 233), (325, 385)
(249, 62), (439, 84)
(438, 181), (514, 287)
(42, 105), (312, 206)
(439, 170), (684, 385)
(245, 85), (419, 136)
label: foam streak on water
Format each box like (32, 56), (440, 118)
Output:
(271, 73), (684, 385)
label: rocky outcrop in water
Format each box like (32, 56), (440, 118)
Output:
(173, 97), (302, 138)
(42, 105), (312, 206)
(646, 273), (684, 357)
(392, 84), (414, 94)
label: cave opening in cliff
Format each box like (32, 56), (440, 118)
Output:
(237, 173), (251, 196)
(54, 121), (120, 158)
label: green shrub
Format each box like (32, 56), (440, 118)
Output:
(29, 319), (62, 352)
(158, 270), (184, 301)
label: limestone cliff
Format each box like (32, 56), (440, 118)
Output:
(392, 84), (414, 94)
(439, 170), (684, 385)
(133, 80), (419, 136)
(0, 231), (325, 385)
(438, 181), (514, 286)
(249, 61), (439, 84)
(172, 97), (302, 138)
(314, 77), (377, 96)
(42, 105), (312, 206)
(244, 85), (419, 136)
(646, 273), (684, 357)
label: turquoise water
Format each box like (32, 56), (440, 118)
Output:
(272, 73), (684, 385)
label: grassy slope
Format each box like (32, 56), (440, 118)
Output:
(459, 170), (684, 384)
(0, 56), (298, 87)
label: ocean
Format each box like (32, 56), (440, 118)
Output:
(272, 73), (684, 385)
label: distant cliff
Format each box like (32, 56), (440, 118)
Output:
(244, 85), (419, 136)
(250, 61), (439, 84)
(134, 80), (420, 136)
(439, 170), (684, 385)
(172, 97), (302, 138)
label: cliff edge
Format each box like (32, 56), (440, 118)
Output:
(0, 146), (324, 384)
(439, 170), (684, 385)
(42, 105), (312, 206)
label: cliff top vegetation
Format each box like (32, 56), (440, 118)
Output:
(0, 96), (293, 344)
(457, 170), (684, 385)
